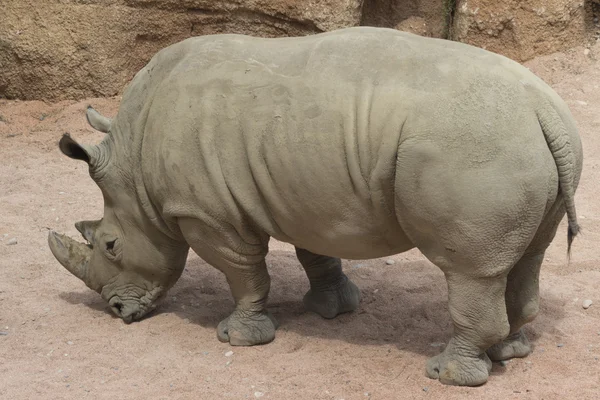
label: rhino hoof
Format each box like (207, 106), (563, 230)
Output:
(303, 276), (360, 319)
(426, 343), (492, 386)
(486, 329), (532, 361)
(217, 309), (278, 346)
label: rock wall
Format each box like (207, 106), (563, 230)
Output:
(0, 0), (597, 100)
(452, 0), (591, 62)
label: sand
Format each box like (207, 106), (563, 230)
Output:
(1, 43), (599, 399)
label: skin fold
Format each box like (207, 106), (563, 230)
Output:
(47, 27), (582, 386)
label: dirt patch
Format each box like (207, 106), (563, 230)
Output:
(1, 43), (599, 400)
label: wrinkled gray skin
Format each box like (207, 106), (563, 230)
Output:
(48, 27), (583, 386)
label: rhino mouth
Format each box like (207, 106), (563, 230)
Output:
(104, 286), (166, 324)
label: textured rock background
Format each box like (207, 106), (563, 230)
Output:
(0, 0), (598, 100)
(451, 0), (595, 62)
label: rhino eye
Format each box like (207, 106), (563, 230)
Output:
(102, 236), (122, 261)
(106, 239), (116, 251)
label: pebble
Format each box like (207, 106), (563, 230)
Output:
(584, 48), (590, 56)
(423, 387), (429, 392)
(385, 259), (395, 265)
(6, 238), (17, 246)
(224, 351), (234, 357)
(499, 360), (509, 367)
(576, 100), (588, 106)
(0, 332), (8, 336)
(373, 289), (379, 294)
(557, 343), (564, 348)
(583, 299), (593, 309)
(254, 392), (264, 398)
(67, 341), (73, 345)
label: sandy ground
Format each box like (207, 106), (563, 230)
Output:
(1, 43), (599, 400)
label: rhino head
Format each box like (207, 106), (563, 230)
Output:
(48, 107), (189, 323)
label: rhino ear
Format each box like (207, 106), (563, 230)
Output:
(86, 106), (112, 133)
(59, 133), (96, 164)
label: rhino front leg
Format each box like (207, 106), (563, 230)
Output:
(179, 218), (277, 346)
(295, 247), (360, 319)
(215, 259), (279, 346)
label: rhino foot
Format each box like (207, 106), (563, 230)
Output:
(217, 309), (278, 346)
(303, 276), (360, 319)
(486, 329), (531, 361)
(426, 341), (492, 386)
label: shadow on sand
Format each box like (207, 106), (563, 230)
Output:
(60, 249), (567, 367)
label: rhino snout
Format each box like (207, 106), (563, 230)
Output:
(108, 296), (140, 323)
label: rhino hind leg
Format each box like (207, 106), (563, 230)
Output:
(486, 253), (543, 361)
(426, 273), (509, 386)
(488, 199), (565, 361)
(295, 247), (360, 319)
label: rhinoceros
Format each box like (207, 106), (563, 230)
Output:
(48, 27), (582, 386)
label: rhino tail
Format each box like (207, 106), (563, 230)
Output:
(86, 106), (112, 133)
(536, 101), (580, 259)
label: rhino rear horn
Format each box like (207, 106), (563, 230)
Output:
(75, 219), (101, 244)
(86, 106), (112, 133)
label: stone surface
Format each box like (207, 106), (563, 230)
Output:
(452, 0), (589, 62)
(0, 0), (596, 100)
(361, 0), (447, 37)
(0, 0), (362, 101)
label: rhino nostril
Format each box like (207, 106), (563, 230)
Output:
(112, 302), (123, 313)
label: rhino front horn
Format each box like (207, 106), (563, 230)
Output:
(47, 231), (98, 291)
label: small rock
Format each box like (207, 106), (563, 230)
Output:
(225, 351), (234, 357)
(225, 360), (232, 366)
(583, 299), (593, 309)
(429, 342), (445, 348)
(499, 360), (509, 367)
(59, 191), (66, 195)
(67, 341), (73, 345)
(0, 332), (8, 336)
(557, 343), (564, 348)
(576, 100), (588, 106)
(254, 392), (264, 398)
(385, 259), (395, 265)
(6, 238), (17, 246)
(584, 48), (590, 56)
(422, 387), (429, 392)
(373, 289), (379, 294)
